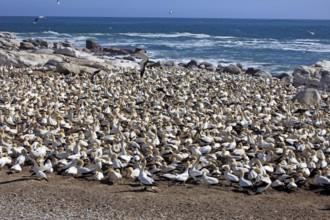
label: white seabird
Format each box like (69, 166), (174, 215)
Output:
(33, 16), (46, 24)
(57, 0), (61, 5)
(169, 10), (173, 15)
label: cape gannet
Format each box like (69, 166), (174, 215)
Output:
(33, 16), (46, 24)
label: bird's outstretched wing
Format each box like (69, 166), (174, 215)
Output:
(33, 16), (46, 24)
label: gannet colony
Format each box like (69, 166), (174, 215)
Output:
(0, 32), (330, 195)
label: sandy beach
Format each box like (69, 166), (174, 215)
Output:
(0, 168), (329, 220)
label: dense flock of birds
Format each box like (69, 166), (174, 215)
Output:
(0, 64), (329, 194)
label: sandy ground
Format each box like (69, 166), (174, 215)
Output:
(0, 168), (329, 220)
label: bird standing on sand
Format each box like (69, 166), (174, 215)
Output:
(33, 16), (46, 24)
(132, 48), (149, 78)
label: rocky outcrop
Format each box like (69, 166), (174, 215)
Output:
(292, 60), (330, 91)
(0, 32), (19, 50)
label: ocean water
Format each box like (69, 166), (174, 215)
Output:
(1, 16), (330, 74)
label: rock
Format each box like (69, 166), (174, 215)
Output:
(254, 70), (272, 79)
(45, 59), (62, 66)
(56, 62), (80, 75)
(164, 60), (176, 67)
(223, 64), (241, 74)
(35, 48), (54, 54)
(245, 67), (261, 76)
(292, 88), (321, 107)
(0, 32), (19, 50)
(199, 62), (215, 71)
(86, 39), (102, 51)
(237, 63), (244, 71)
(147, 61), (161, 68)
(314, 60), (330, 70)
(103, 47), (133, 55)
(53, 42), (74, 49)
(275, 72), (291, 79)
(319, 70), (330, 90)
(123, 56), (135, 61)
(186, 60), (199, 69)
(39, 40), (53, 48)
(54, 47), (78, 57)
(292, 65), (317, 86)
(281, 75), (293, 83)
(19, 42), (36, 50)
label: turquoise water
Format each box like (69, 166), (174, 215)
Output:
(1, 16), (330, 73)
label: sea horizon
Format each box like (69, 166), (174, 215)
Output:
(1, 15), (330, 21)
(1, 16), (330, 74)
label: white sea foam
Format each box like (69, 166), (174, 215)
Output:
(43, 30), (60, 35)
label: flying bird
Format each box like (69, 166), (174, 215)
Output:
(57, 0), (61, 5)
(169, 10), (173, 15)
(132, 48), (149, 78)
(33, 16), (46, 24)
(307, 31), (315, 35)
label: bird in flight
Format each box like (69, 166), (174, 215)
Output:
(33, 16), (46, 24)
(307, 31), (315, 35)
(57, 0), (61, 5)
(169, 10), (173, 15)
(132, 48), (149, 78)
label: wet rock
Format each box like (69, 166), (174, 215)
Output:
(86, 39), (102, 51)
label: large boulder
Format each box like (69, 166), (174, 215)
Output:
(319, 70), (330, 90)
(56, 62), (80, 75)
(0, 32), (19, 50)
(19, 42), (36, 50)
(54, 47), (78, 57)
(292, 65), (318, 86)
(245, 67), (261, 76)
(223, 64), (241, 74)
(254, 70), (272, 79)
(292, 88), (321, 107)
(86, 39), (101, 51)
(199, 62), (216, 71)
(186, 59), (199, 69)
